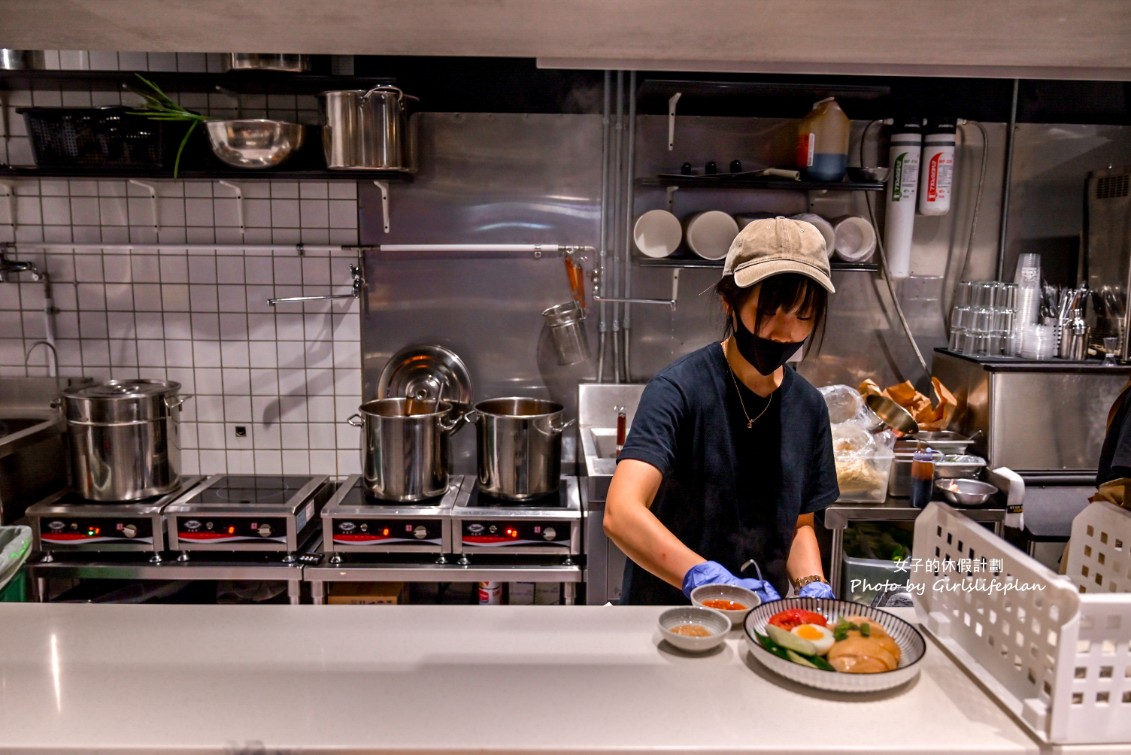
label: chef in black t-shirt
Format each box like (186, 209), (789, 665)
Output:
(1091, 376), (1131, 508)
(604, 217), (840, 605)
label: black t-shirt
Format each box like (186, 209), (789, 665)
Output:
(617, 343), (840, 604)
(1097, 382), (1131, 486)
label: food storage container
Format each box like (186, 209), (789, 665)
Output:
(834, 452), (894, 503)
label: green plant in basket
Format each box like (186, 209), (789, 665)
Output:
(128, 74), (209, 179)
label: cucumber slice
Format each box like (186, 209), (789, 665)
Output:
(808, 653), (836, 672)
(786, 649), (818, 668)
(754, 631), (790, 660)
(766, 623), (818, 656)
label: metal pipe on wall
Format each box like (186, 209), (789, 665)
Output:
(597, 70), (612, 382)
(377, 244), (590, 254)
(611, 71), (625, 382)
(996, 79), (1020, 281)
(621, 71), (637, 382)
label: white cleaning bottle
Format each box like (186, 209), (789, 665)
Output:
(883, 117), (924, 278)
(918, 119), (956, 216)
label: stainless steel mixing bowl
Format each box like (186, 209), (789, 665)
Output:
(935, 478), (999, 507)
(205, 119), (305, 169)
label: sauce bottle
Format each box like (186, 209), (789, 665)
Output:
(615, 405), (626, 456)
(910, 446), (937, 509)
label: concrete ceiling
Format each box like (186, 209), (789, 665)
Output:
(1, 0), (1130, 80)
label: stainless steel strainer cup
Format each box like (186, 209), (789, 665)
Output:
(541, 301), (590, 365)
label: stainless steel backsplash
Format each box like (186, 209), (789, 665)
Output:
(359, 111), (1131, 473)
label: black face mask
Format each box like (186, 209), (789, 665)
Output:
(733, 313), (805, 375)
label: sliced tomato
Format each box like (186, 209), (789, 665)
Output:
(767, 608), (828, 630)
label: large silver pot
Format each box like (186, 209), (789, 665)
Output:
(469, 397), (574, 501)
(348, 398), (466, 502)
(59, 379), (190, 502)
(227, 53), (309, 72)
(319, 85), (417, 171)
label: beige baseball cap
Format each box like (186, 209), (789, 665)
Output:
(722, 216), (835, 293)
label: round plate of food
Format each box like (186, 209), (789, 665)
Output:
(743, 597), (926, 693)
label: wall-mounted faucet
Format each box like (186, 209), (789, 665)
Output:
(0, 244), (43, 282)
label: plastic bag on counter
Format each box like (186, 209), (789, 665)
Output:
(872, 427), (896, 453)
(821, 383), (899, 501)
(831, 422), (875, 457)
(819, 384), (865, 424)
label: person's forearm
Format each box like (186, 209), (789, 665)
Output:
(786, 516), (826, 585)
(605, 504), (703, 590)
(603, 462), (703, 590)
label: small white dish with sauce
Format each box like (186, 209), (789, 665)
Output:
(657, 605), (731, 652)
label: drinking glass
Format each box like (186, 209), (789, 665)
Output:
(1104, 336), (1120, 366)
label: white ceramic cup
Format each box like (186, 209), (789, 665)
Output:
(792, 213), (836, 258)
(734, 211), (776, 229)
(685, 210), (739, 261)
(632, 209), (682, 258)
(831, 215), (877, 262)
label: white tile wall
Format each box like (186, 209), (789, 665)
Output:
(0, 52), (364, 477)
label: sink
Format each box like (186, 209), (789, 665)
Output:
(0, 411), (67, 524)
(0, 414), (64, 458)
(587, 427), (620, 459)
(577, 383), (647, 504)
(580, 427), (619, 500)
(0, 377), (83, 524)
(0, 417), (52, 438)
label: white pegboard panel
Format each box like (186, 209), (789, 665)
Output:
(1066, 500), (1131, 594)
(913, 502), (1131, 745)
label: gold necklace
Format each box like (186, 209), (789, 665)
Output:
(727, 366), (773, 429)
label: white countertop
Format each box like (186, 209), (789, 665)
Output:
(0, 603), (1118, 754)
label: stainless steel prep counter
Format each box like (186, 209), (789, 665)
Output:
(825, 499), (1006, 595)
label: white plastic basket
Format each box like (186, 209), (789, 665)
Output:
(912, 501), (1131, 746)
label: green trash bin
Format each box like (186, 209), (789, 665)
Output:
(0, 526), (32, 602)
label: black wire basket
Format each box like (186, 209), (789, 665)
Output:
(17, 106), (170, 168)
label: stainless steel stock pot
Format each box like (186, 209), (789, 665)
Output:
(59, 379), (189, 501)
(348, 398), (466, 502)
(468, 397), (574, 500)
(319, 85), (416, 171)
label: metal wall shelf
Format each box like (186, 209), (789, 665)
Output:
(639, 78), (891, 102)
(0, 164), (414, 182)
(636, 256), (878, 272)
(0, 69), (394, 96)
(641, 174), (885, 191)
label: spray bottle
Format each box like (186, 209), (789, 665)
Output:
(883, 117), (924, 278)
(918, 119), (956, 216)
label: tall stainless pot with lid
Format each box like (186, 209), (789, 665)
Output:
(468, 398), (575, 500)
(319, 85), (417, 171)
(347, 398), (468, 502)
(59, 379), (190, 502)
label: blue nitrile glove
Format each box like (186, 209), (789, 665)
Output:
(798, 581), (836, 599)
(682, 560), (781, 604)
(736, 577), (781, 604)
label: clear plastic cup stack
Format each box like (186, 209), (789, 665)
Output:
(1012, 252), (1043, 357)
(949, 280), (1017, 357)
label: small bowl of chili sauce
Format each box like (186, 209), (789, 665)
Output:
(690, 583), (761, 627)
